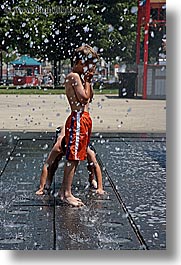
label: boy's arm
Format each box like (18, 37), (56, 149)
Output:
(70, 72), (93, 104)
(90, 85), (94, 103)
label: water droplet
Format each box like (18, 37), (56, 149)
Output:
(48, 122), (53, 127)
(127, 107), (132, 112)
(122, 88), (127, 96)
(108, 24), (114, 32)
(153, 232), (159, 238)
(42, 144), (49, 150)
(131, 6), (138, 14)
(24, 33), (29, 38)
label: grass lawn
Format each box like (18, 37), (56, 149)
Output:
(0, 87), (119, 95)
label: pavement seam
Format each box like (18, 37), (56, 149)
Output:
(92, 145), (149, 250)
(0, 140), (19, 178)
(53, 180), (57, 250)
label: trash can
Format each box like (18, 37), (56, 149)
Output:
(118, 72), (137, 98)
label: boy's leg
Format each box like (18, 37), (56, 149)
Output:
(59, 112), (92, 206)
(87, 147), (105, 194)
(35, 153), (60, 195)
(35, 163), (49, 195)
(87, 158), (97, 189)
(45, 154), (62, 189)
(87, 147), (98, 188)
(46, 130), (66, 188)
(59, 160), (84, 207)
(36, 138), (64, 195)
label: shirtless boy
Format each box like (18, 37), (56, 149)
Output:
(35, 125), (105, 196)
(58, 45), (99, 207)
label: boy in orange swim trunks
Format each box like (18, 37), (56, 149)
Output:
(58, 45), (99, 206)
(35, 125), (105, 196)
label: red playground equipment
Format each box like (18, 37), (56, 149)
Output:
(136, 0), (166, 99)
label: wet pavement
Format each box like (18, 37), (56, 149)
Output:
(0, 131), (166, 250)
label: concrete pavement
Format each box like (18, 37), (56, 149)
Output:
(0, 94), (166, 133)
(0, 93), (166, 250)
(0, 131), (166, 250)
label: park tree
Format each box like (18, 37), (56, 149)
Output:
(0, 0), (138, 59)
(0, 0), (138, 83)
(0, 0), (54, 58)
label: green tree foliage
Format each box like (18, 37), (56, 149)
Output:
(0, 0), (138, 64)
(0, 0), (54, 59)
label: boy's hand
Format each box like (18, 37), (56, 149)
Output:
(84, 71), (94, 83)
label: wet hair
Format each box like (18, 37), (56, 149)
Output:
(73, 44), (99, 65)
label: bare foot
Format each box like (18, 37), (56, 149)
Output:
(35, 185), (51, 195)
(35, 188), (44, 195)
(58, 191), (82, 202)
(89, 179), (98, 189)
(96, 188), (106, 195)
(61, 196), (85, 207)
(58, 192), (84, 207)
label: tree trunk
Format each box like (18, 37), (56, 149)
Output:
(53, 59), (58, 86)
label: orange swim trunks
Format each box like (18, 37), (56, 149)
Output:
(65, 111), (92, 161)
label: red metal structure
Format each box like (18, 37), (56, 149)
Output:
(136, 0), (166, 99)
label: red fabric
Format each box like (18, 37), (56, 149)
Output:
(65, 111), (92, 161)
